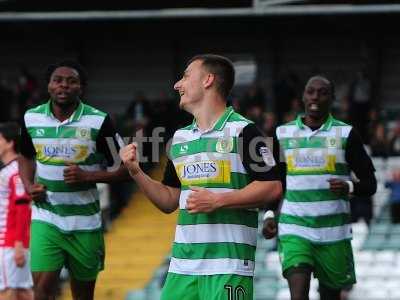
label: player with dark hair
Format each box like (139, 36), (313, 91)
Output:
(263, 75), (377, 300)
(19, 60), (128, 300)
(0, 122), (33, 300)
(120, 54), (283, 300)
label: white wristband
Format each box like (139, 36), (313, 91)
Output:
(346, 181), (354, 194)
(263, 210), (275, 221)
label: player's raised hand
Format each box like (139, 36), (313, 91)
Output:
(27, 183), (47, 202)
(119, 143), (140, 175)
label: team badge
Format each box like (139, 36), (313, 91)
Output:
(216, 137), (233, 153)
(326, 137), (339, 148)
(76, 127), (90, 140)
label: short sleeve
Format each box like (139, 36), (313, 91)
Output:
(20, 119), (36, 158)
(238, 123), (281, 182)
(96, 115), (125, 167)
(10, 174), (30, 204)
(162, 159), (181, 188)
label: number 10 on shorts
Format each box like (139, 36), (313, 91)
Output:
(224, 284), (246, 300)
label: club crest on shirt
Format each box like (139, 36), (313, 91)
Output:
(326, 137), (339, 148)
(76, 127), (90, 140)
(216, 137), (233, 153)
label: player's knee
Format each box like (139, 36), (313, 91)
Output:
(319, 283), (341, 300)
(290, 293), (309, 300)
(34, 283), (56, 299)
(16, 289), (34, 300)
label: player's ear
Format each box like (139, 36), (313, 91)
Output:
(203, 73), (215, 89)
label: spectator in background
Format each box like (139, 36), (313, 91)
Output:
(244, 104), (264, 128)
(229, 94), (242, 115)
(15, 68), (39, 120)
(386, 170), (400, 223)
(241, 83), (266, 108)
(0, 75), (14, 122)
(262, 112), (277, 137)
(126, 92), (151, 132)
(348, 70), (372, 143)
(274, 70), (301, 123)
(151, 91), (177, 140)
(282, 97), (302, 123)
(124, 92), (153, 171)
(369, 123), (389, 158)
(388, 121), (400, 156)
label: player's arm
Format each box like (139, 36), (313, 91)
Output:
(329, 128), (377, 196)
(11, 174), (31, 267)
(186, 124), (283, 213)
(63, 115), (130, 184)
(187, 180), (281, 212)
(120, 145), (180, 213)
(262, 135), (286, 239)
(18, 120), (47, 201)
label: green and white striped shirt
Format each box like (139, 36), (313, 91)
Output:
(277, 114), (352, 243)
(22, 100), (122, 233)
(165, 106), (280, 276)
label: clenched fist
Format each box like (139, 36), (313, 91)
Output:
(262, 217), (277, 239)
(64, 163), (88, 184)
(119, 143), (140, 176)
(327, 178), (349, 196)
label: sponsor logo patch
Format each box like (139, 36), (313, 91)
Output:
(176, 160), (231, 185)
(287, 154), (336, 173)
(179, 144), (189, 154)
(35, 128), (45, 137)
(260, 146), (276, 167)
(34, 144), (89, 163)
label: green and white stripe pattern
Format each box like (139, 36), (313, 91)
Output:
(169, 107), (257, 276)
(24, 101), (107, 233)
(277, 114), (352, 243)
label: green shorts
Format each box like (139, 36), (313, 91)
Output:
(161, 273), (253, 300)
(278, 235), (356, 289)
(30, 221), (105, 281)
